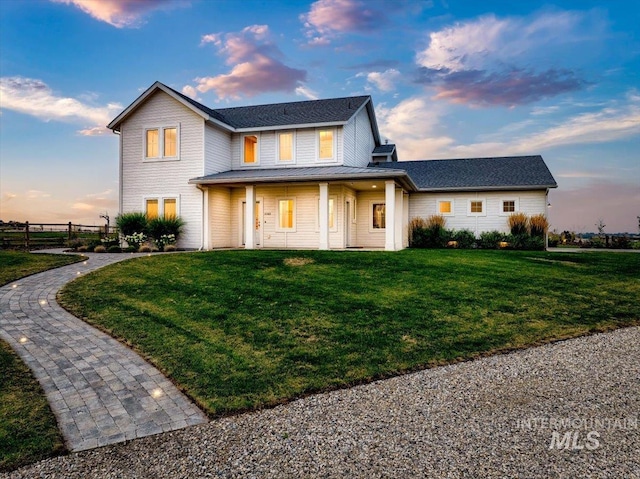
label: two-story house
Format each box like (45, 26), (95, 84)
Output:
(107, 81), (557, 250)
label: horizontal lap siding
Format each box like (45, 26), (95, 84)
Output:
(208, 187), (231, 248)
(227, 185), (349, 249)
(356, 191), (385, 248)
(120, 91), (204, 249)
(230, 127), (344, 169)
(408, 190), (548, 235)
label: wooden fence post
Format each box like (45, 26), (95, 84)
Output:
(68, 222), (72, 243)
(25, 221), (30, 249)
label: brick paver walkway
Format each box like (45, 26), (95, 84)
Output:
(0, 250), (207, 451)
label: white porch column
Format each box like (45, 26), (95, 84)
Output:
(203, 187), (210, 250)
(385, 180), (396, 251)
(245, 185), (255, 250)
(319, 182), (329, 250)
(395, 187), (403, 250)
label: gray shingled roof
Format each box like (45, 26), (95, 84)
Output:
(167, 85), (369, 129)
(372, 144), (396, 155)
(370, 156), (557, 191)
(190, 166), (415, 189)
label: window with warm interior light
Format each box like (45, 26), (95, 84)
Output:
(146, 199), (159, 219)
(146, 129), (159, 158)
(278, 132), (294, 162)
(163, 128), (177, 157)
(438, 200), (454, 215)
(317, 197), (336, 231)
(372, 203), (386, 229)
(163, 198), (177, 218)
(243, 135), (258, 164)
(278, 199), (295, 230)
(317, 129), (334, 161)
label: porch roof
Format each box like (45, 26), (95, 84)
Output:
(189, 166), (417, 190)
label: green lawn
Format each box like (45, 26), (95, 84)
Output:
(58, 249), (640, 418)
(0, 251), (77, 471)
(0, 250), (82, 286)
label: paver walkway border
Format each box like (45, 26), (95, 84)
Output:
(0, 250), (207, 451)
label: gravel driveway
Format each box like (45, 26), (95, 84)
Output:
(5, 326), (639, 479)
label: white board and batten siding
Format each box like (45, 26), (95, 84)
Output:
(120, 91), (204, 249)
(204, 124), (232, 174)
(408, 190), (548, 236)
(342, 106), (375, 167)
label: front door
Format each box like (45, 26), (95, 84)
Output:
(241, 199), (262, 247)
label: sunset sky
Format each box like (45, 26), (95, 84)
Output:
(1, 0), (638, 233)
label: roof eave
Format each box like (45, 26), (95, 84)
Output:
(233, 120), (348, 133)
(415, 184), (558, 193)
(189, 170), (417, 190)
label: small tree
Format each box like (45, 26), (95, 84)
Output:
(596, 219), (606, 236)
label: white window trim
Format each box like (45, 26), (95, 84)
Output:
(276, 131), (296, 164)
(437, 198), (455, 216)
(467, 198), (486, 217)
(276, 197), (296, 232)
(369, 200), (386, 232)
(314, 195), (338, 232)
(315, 127), (337, 163)
(241, 133), (260, 166)
(499, 197), (520, 216)
(142, 195), (180, 218)
(352, 198), (357, 223)
(143, 125), (180, 162)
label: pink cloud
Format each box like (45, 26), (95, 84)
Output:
(301, 0), (383, 45)
(51, 0), (181, 28)
(187, 25), (306, 99)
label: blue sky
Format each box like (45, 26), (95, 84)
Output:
(1, 0), (638, 233)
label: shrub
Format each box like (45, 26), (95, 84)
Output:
(164, 244), (177, 252)
(478, 230), (506, 249)
(100, 236), (119, 248)
(525, 236), (545, 251)
(107, 245), (122, 253)
(611, 235), (631, 249)
(529, 214), (549, 238)
(451, 229), (476, 249)
(147, 216), (185, 243)
(116, 212), (148, 237)
(124, 232), (147, 250)
(139, 245), (152, 253)
(67, 239), (84, 250)
(77, 245), (88, 252)
(548, 232), (560, 247)
(409, 217), (428, 248)
(505, 234), (528, 250)
(124, 246), (137, 253)
(425, 214), (446, 229)
(94, 245), (107, 253)
(508, 212), (529, 236)
(155, 234), (176, 251)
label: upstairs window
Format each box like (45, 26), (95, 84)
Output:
(278, 132), (294, 162)
(317, 128), (335, 161)
(243, 135), (259, 164)
(146, 129), (159, 158)
(144, 125), (179, 160)
(164, 128), (177, 157)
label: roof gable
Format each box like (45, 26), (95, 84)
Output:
(108, 82), (376, 136)
(371, 156), (557, 191)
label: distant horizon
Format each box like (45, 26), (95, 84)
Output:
(1, 1), (638, 232)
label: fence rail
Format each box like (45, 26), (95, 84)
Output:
(0, 222), (118, 250)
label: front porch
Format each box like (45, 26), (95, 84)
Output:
(189, 167), (414, 251)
